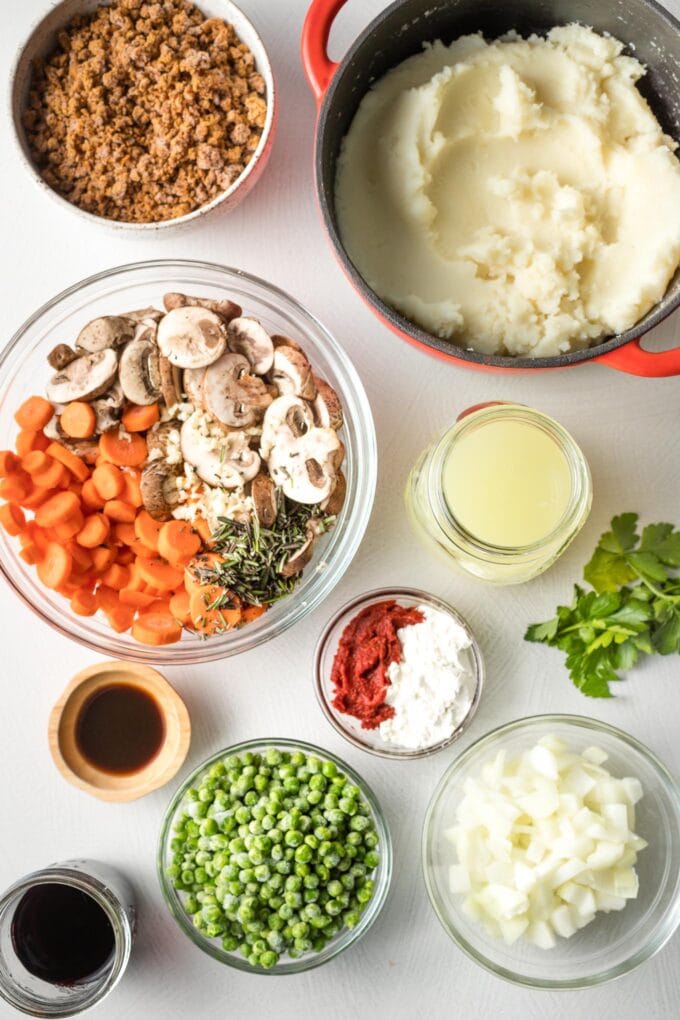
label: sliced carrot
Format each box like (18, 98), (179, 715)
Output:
(67, 542), (93, 572)
(184, 552), (223, 594)
(21, 486), (54, 509)
(114, 522), (137, 546)
(119, 588), (156, 609)
(99, 429), (147, 467)
(60, 402), (96, 439)
(169, 589), (192, 626)
(241, 604), (267, 623)
(101, 563), (130, 591)
(103, 499), (136, 523)
(34, 490), (80, 528)
(23, 522), (49, 556)
(53, 511), (85, 542)
(134, 510), (163, 551)
(146, 597), (172, 615)
(95, 585), (119, 611)
(15, 396), (54, 431)
(122, 403), (159, 433)
(136, 557), (185, 592)
(81, 478), (105, 510)
(193, 515), (213, 545)
(132, 612), (182, 646)
(0, 472), (32, 503)
(37, 542), (72, 590)
(189, 585), (241, 635)
(121, 471), (143, 508)
(0, 503), (25, 536)
(0, 451), (19, 476)
(157, 520), (201, 564)
(46, 441), (89, 483)
(130, 539), (155, 560)
(21, 450), (50, 476)
(91, 546), (116, 573)
(105, 604), (136, 633)
(20, 545), (39, 565)
(16, 430), (48, 458)
(32, 457), (68, 490)
(71, 588), (98, 616)
(76, 513), (110, 549)
(92, 463), (124, 501)
(56, 579), (81, 598)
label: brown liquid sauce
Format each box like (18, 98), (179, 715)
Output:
(11, 884), (115, 985)
(75, 683), (165, 775)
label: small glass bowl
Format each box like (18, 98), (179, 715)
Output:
(0, 260), (376, 663)
(422, 715), (680, 989)
(157, 738), (393, 975)
(314, 588), (484, 760)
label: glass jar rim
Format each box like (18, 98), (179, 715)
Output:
(0, 866), (133, 1017)
(428, 403), (591, 557)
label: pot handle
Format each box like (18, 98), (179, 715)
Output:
(302, 0), (347, 104)
(595, 337), (680, 377)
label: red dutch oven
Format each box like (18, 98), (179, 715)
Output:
(302, 0), (680, 376)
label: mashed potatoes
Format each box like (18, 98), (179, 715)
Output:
(335, 25), (680, 357)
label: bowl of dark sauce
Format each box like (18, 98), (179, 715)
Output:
(49, 660), (190, 801)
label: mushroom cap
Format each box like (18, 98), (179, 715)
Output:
(280, 535), (315, 578)
(46, 348), (119, 404)
(163, 292), (242, 323)
(180, 413), (260, 488)
(92, 383), (124, 433)
(270, 346), (317, 401)
(269, 427), (343, 505)
(312, 376), (344, 431)
(75, 316), (135, 353)
(123, 307), (164, 324)
(260, 395), (315, 460)
(159, 356), (183, 409)
(140, 459), (179, 521)
(321, 469), (347, 515)
(47, 344), (78, 371)
(227, 317), (274, 375)
(119, 336), (161, 406)
(203, 352), (272, 428)
(157, 306), (228, 369)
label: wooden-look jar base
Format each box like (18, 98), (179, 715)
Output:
(48, 661), (191, 802)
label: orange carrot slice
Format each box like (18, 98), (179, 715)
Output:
(92, 463), (125, 501)
(76, 513), (110, 549)
(103, 499), (136, 523)
(46, 442), (89, 482)
(132, 612), (182, 646)
(15, 396), (54, 431)
(37, 542), (72, 590)
(0, 503), (25, 536)
(99, 429), (147, 467)
(122, 403), (159, 433)
(60, 402), (96, 439)
(157, 520), (201, 564)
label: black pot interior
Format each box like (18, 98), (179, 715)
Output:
(317, 0), (680, 368)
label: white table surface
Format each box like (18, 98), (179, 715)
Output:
(1, 1), (679, 1017)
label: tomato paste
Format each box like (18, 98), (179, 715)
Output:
(330, 600), (424, 729)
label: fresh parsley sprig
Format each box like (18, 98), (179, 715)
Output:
(525, 513), (680, 697)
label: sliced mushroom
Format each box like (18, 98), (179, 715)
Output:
(203, 352), (272, 428)
(75, 316), (136, 353)
(321, 470), (346, 515)
(159, 356), (183, 409)
(157, 307), (228, 369)
(180, 413), (261, 488)
(182, 367), (206, 408)
(46, 349), (118, 404)
(280, 535), (315, 578)
(140, 460), (180, 521)
(312, 376), (343, 430)
(227, 317), (274, 375)
(123, 306), (163, 324)
(119, 335), (161, 406)
(269, 346), (317, 401)
(269, 427), (343, 505)
(163, 292), (242, 323)
(272, 334), (303, 353)
(250, 472), (278, 527)
(47, 344), (77, 370)
(91, 383), (124, 433)
(260, 395), (315, 460)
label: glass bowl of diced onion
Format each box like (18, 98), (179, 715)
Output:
(422, 715), (680, 988)
(0, 260), (376, 663)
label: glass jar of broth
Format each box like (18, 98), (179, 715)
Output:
(405, 403), (592, 584)
(0, 860), (135, 1016)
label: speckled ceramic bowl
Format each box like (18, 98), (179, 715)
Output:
(9, 0), (277, 230)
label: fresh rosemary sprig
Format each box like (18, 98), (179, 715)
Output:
(200, 492), (335, 607)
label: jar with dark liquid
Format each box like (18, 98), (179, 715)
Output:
(0, 860), (135, 1016)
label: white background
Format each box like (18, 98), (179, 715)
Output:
(1, 1), (679, 1018)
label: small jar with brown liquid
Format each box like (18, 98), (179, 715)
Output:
(0, 860), (135, 1016)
